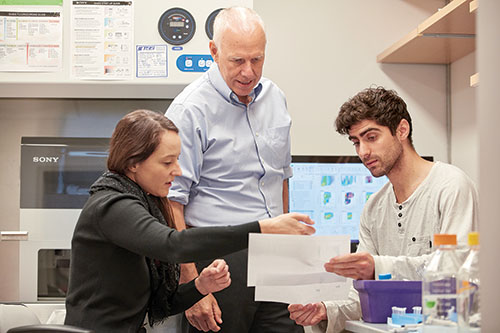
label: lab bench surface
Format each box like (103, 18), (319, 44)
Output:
(345, 320), (422, 333)
(346, 321), (388, 332)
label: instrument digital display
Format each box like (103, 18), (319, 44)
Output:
(158, 7), (196, 45)
(169, 21), (184, 28)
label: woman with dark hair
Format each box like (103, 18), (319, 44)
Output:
(65, 109), (314, 333)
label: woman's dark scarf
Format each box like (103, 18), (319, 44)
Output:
(89, 171), (180, 326)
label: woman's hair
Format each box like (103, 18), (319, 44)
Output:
(108, 109), (178, 174)
(335, 87), (413, 146)
(107, 109), (179, 227)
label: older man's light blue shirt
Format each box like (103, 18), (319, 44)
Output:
(166, 63), (292, 227)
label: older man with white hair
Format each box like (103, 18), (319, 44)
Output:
(166, 7), (302, 333)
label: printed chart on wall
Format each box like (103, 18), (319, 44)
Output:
(289, 162), (388, 241)
(70, 0), (134, 80)
(0, 0), (63, 72)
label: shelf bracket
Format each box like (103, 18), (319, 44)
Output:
(421, 33), (475, 38)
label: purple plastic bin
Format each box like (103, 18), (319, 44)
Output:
(353, 280), (422, 323)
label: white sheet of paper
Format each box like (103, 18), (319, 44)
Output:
(248, 234), (351, 304)
(254, 282), (352, 305)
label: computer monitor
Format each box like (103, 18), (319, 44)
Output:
(288, 155), (389, 247)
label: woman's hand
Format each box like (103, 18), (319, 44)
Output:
(195, 259), (231, 295)
(259, 212), (315, 235)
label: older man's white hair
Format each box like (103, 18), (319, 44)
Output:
(212, 7), (266, 48)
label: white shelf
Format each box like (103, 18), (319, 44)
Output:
(470, 72), (479, 87)
(470, 0), (478, 12)
(0, 80), (186, 99)
(377, 0), (476, 64)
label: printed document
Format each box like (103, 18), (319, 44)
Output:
(248, 233), (351, 304)
(70, 0), (134, 80)
(0, 5), (63, 72)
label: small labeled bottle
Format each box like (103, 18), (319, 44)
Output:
(422, 234), (462, 333)
(457, 232), (481, 332)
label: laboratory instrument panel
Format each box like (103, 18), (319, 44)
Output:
(136, 0), (252, 77)
(206, 8), (224, 40)
(0, 0), (253, 99)
(157, 7), (224, 45)
(158, 7), (197, 46)
(19, 137), (110, 302)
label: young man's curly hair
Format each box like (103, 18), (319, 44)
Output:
(335, 87), (414, 146)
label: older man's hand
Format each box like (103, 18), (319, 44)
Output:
(288, 302), (327, 326)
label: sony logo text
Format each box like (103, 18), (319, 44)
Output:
(33, 157), (60, 163)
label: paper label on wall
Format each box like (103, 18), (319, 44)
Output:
(136, 45), (167, 78)
(0, 5), (63, 72)
(0, 1), (62, 4)
(70, 0), (134, 80)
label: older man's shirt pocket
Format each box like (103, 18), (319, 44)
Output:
(260, 125), (290, 169)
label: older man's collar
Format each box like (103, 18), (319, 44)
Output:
(208, 62), (263, 105)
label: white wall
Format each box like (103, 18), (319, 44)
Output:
(451, 52), (478, 183)
(255, 0), (447, 161)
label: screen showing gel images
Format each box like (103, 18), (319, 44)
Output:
(288, 156), (389, 242)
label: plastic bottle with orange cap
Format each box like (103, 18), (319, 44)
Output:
(422, 233), (462, 333)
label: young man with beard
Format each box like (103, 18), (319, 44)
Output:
(288, 87), (479, 333)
